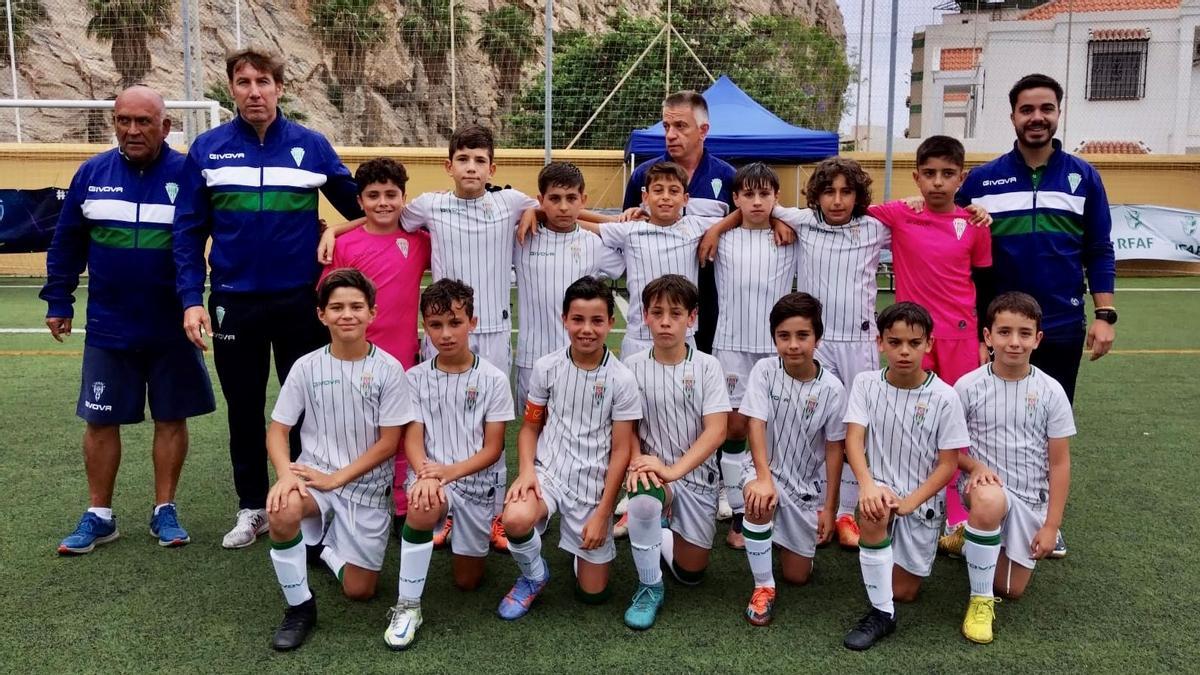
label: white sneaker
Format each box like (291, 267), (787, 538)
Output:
(717, 490), (733, 521)
(614, 493), (630, 517)
(384, 602), (423, 650)
(222, 508), (268, 549)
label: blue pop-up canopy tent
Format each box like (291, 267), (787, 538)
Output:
(624, 75), (839, 163)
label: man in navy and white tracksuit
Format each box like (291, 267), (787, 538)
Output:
(957, 74), (1116, 559)
(173, 48), (362, 549)
(42, 86), (216, 556)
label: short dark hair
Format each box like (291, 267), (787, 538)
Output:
(1009, 73), (1063, 111)
(662, 90), (709, 123)
(877, 301), (934, 337)
(562, 276), (615, 317)
(769, 292), (824, 339)
(986, 292), (1043, 331)
(538, 161), (585, 194)
(226, 47), (285, 84)
(916, 135), (966, 169)
(318, 268), (376, 308)
(732, 162), (780, 194)
(805, 157), (872, 219)
(420, 278), (475, 318)
(449, 124), (495, 161)
(645, 161), (689, 190)
(642, 274), (699, 312)
(355, 158), (408, 195)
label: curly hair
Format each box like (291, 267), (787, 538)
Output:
(804, 157), (873, 219)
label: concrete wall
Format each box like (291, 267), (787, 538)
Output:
(2, 144), (1198, 273)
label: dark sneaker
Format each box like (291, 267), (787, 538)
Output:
(843, 607), (897, 651)
(271, 595), (317, 651)
(149, 504), (190, 547)
(58, 512), (119, 555)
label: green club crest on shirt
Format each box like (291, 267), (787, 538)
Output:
(165, 182), (179, 204)
(803, 394), (819, 420)
(1025, 391), (1039, 415)
(215, 305), (225, 328)
(682, 373), (695, 401)
(913, 401), (929, 426)
(465, 385), (479, 410)
(1067, 172), (1082, 193)
(290, 147), (305, 167)
(710, 178), (723, 198)
(593, 380), (607, 405)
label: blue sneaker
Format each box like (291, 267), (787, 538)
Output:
(150, 504), (191, 547)
(58, 512), (119, 555)
(497, 565), (550, 620)
(623, 581), (665, 630)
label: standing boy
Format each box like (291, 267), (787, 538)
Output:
(953, 292), (1074, 644)
(623, 275), (731, 629)
(738, 293), (846, 627)
(580, 162), (715, 358)
(385, 280), (514, 650)
(263, 269), (414, 651)
(514, 162), (624, 408)
(496, 277), (641, 619)
(841, 302), (969, 651)
(867, 135), (993, 533)
(320, 157), (430, 527)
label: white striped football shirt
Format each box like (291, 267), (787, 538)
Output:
(626, 347), (732, 494)
(513, 226), (625, 368)
(598, 216), (715, 342)
(713, 227), (798, 352)
(403, 189), (538, 334)
(272, 344), (415, 509)
(406, 354), (515, 498)
(739, 357), (847, 505)
(773, 206), (891, 342)
(955, 364), (1075, 509)
(843, 369), (970, 524)
(529, 347), (643, 505)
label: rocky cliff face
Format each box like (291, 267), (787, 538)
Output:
(0, 0), (844, 146)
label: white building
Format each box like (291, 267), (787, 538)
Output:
(908, 0), (1200, 154)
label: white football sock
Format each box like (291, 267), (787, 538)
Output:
(964, 525), (1002, 597)
(88, 507), (113, 521)
(319, 545), (345, 582)
(509, 529), (546, 582)
(397, 529), (434, 604)
(838, 464), (859, 517)
(270, 534), (312, 606)
(743, 519), (775, 588)
(720, 448), (746, 513)
(627, 494), (664, 586)
(859, 541), (894, 617)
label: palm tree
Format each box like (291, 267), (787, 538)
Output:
(478, 4), (538, 107)
(0, 0), (49, 61)
(86, 0), (171, 89)
(399, 0), (470, 85)
(309, 0), (388, 88)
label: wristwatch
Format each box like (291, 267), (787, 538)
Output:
(1094, 308), (1118, 325)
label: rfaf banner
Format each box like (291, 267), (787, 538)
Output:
(1110, 205), (1200, 262)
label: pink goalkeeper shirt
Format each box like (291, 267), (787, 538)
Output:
(321, 225), (431, 369)
(869, 201), (992, 340)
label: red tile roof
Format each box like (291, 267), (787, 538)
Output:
(943, 91), (971, 103)
(939, 47), (982, 71)
(1089, 27), (1149, 40)
(1022, 0), (1179, 21)
(1075, 140), (1150, 154)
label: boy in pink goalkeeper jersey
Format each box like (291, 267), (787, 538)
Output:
(868, 135), (993, 529)
(320, 158), (431, 521)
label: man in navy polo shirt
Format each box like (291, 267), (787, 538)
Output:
(622, 90), (735, 354)
(43, 85), (216, 555)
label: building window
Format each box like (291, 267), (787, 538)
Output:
(1086, 38), (1148, 101)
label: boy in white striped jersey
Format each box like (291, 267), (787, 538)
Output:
(264, 269), (416, 651)
(576, 162), (717, 359)
(497, 277), (642, 620)
(622, 275), (731, 630)
(320, 126), (537, 549)
(385, 279), (514, 650)
(953, 293), (1074, 644)
(739, 293), (847, 627)
(842, 302), (969, 651)
(699, 163), (800, 550)
(700, 158), (887, 550)
(514, 162), (624, 409)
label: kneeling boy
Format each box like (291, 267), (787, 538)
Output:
(497, 276), (642, 619)
(954, 292), (1074, 644)
(265, 269), (415, 651)
(384, 279), (514, 649)
(842, 302), (969, 650)
(739, 292), (847, 626)
(623, 275), (731, 629)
